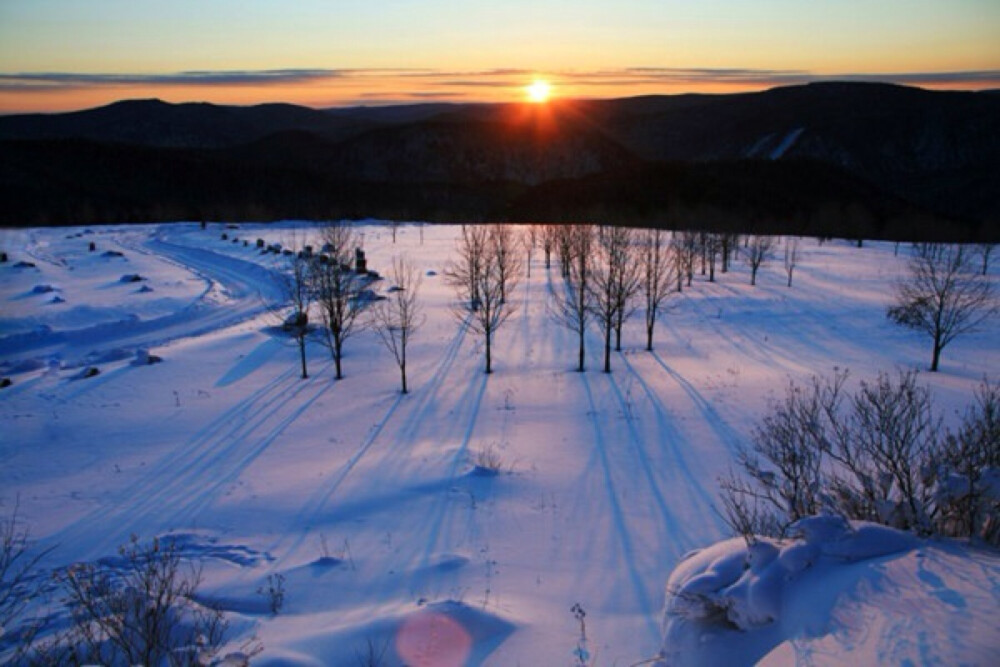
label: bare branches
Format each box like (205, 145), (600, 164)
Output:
(718, 369), (1000, 542)
(313, 221), (367, 380)
(0, 499), (53, 662)
(641, 228), (675, 352)
(550, 225), (594, 372)
(887, 243), (997, 371)
(745, 235), (776, 286)
(274, 246), (314, 380)
(783, 237), (799, 287)
(445, 224), (519, 374)
(521, 225), (539, 278)
(588, 226), (639, 372)
(54, 535), (227, 666)
(372, 257), (423, 393)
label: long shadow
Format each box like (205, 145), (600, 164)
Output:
(171, 369), (339, 526)
(578, 372), (661, 643)
(46, 362), (328, 560)
(415, 370), (489, 573)
(616, 352), (725, 521)
(650, 351), (745, 458)
(272, 316), (473, 566)
(610, 352), (724, 549)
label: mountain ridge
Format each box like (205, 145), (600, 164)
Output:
(2, 83), (997, 239)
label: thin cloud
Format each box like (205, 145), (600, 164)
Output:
(0, 69), (348, 91)
(1, 67), (997, 95)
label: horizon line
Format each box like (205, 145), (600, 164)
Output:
(1, 67), (998, 114)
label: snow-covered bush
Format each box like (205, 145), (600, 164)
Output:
(36, 535), (227, 666)
(0, 502), (51, 664)
(659, 515), (916, 665)
(721, 371), (1000, 544)
(929, 379), (1000, 543)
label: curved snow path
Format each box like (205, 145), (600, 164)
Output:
(2, 227), (285, 360)
(37, 229), (302, 560)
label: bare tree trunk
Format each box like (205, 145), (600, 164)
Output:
(604, 328), (612, 373)
(485, 333), (493, 374)
(298, 335), (308, 379)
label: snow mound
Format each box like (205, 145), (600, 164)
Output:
(660, 515), (917, 664)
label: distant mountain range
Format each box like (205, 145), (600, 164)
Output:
(2, 82), (998, 240)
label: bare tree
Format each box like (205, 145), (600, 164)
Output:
(589, 225), (636, 373)
(446, 224), (488, 310)
(978, 243), (996, 276)
(887, 243), (997, 372)
(705, 233), (720, 282)
(388, 220), (401, 244)
(522, 225), (539, 278)
(640, 228), (675, 351)
(542, 224), (558, 270)
(672, 231), (698, 289)
(446, 224), (518, 374)
(490, 223), (521, 304)
(276, 249), (313, 379)
(611, 228), (642, 352)
(556, 224), (574, 279)
(783, 237), (800, 287)
(745, 234), (775, 286)
(720, 233), (739, 273)
(313, 222), (366, 380)
(551, 224), (594, 372)
(373, 257), (423, 393)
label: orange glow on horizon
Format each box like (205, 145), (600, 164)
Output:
(1, 70), (998, 114)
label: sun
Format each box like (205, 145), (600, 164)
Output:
(526, 79), (551, 103)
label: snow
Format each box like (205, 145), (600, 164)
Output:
(1, 222), (998, 664)
(658, 517), (1000, 666)
(769, 127), (804, 160)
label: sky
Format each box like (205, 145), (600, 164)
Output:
(1, 0), (999, 113)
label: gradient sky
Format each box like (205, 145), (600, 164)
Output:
(1, 0), (999, 112)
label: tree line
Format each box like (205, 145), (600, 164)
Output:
(272, 222), (996, 390)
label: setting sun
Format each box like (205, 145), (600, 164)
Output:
(526, 79), (551, 103)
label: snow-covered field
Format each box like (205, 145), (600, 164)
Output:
(1, 222), (998, 665)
